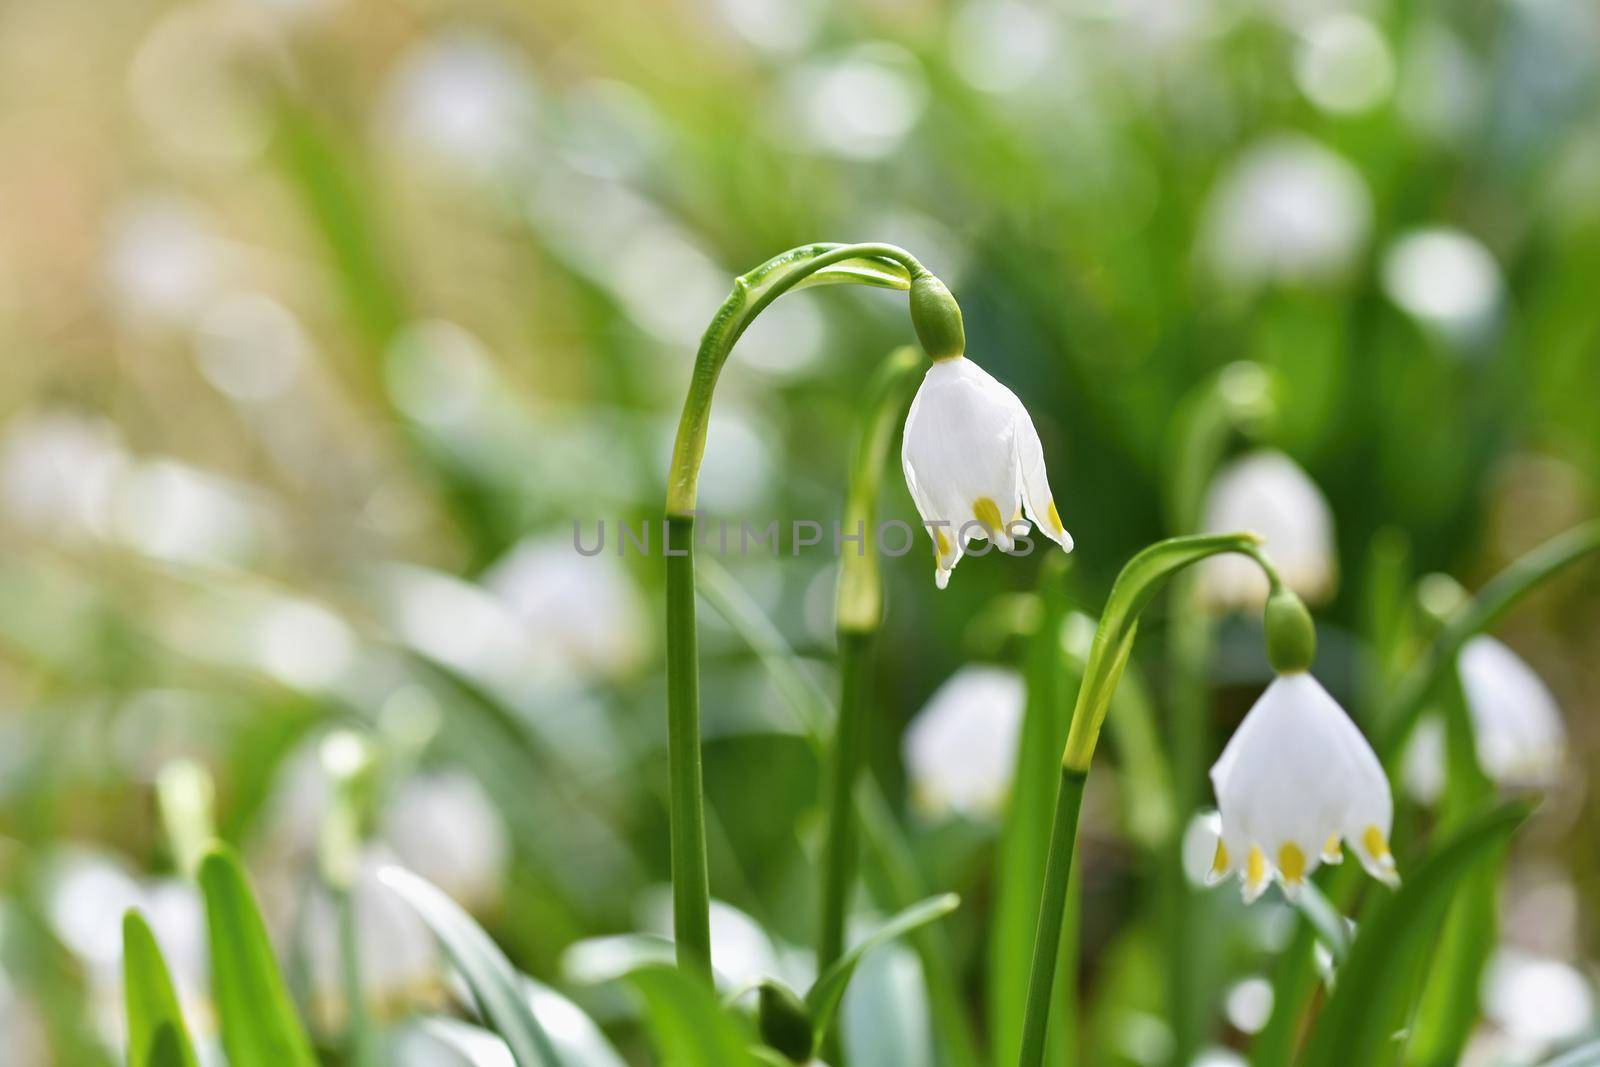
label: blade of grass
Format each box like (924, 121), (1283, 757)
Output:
(379, 865), (564, 1067)
(198, 845), (318, 1067)
(624, 964), (762, 1067)
(1298, 801), (1531, 1067)
(805, 893), (960, 1049)
(122, 910), (201, 1067)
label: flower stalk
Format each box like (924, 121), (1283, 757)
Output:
(1018, 532), (1278, 1067)
(664, 242), (936, 981)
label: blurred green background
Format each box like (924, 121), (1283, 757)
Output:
(1, 0), (1598, 1063)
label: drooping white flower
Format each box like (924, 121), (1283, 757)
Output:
(1403, 636), (1567, 804)
(1460, 636), (1567, 786)
(901, 356), (1072, 589)
(902, 665), (1026, 819)
(1199, 450), (1336, 611)
(1208, 672), (1397, 902)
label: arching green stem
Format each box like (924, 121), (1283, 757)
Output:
(819, 347), (923, 988)
(664, 243), (939, 982)
(1018, 533), (1280, 1067)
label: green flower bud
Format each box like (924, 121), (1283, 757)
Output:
(909, 273), (965, 362)
(757, 979), (814, 1063)
(1263, 584), (1317, 674)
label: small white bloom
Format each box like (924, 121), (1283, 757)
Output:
(901, 356), (1072, 589)
(1208, 673), (1397, 903)
(1199, 450), (1336, 611)
(1483, 949), (1595, 1050)
(1459, 636), (1566, 787)
(903, 666), (1025, 819)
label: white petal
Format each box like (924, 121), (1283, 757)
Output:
(1459, 636), (1566, 788)
(901, 357), (1025, 583)
(1210, 673), (1393, 900)
(1199, 450), (1336, 611)
(1013, 401), (1072, 552)
(902, 665), (1025, 820)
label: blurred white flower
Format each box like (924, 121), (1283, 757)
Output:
(41, 849), (210, 1047)
(902, 356), (1072, 589)
(1180, 810), (1224, 887)
(714, 0), (825, 53)
(382, 772), (511, 910)
(1294, 14), (1395, 115)
(1442, 636), (1565, 789)
(1192, 1050), (1249, 1067)
(382, 34), (539, 180)
(1200, 136), (1371, 290)
(484, 534), (649, 681)
(0, 410), (126, 538)
(107, 459), (270, 567)
(1209, 673), (1396, 903)
(106, 195), (223, 325)
(903, 666), (1026, 819)
(1199, 450), (1337, 611)
(300, 847), (442, 1024)
(194, 293), (308, 402)
(949, 0), (1062, 95)
(783, 44), (927, 160)
(1483, 950), (1595, 1052)
(386, 320), (499, 429)
(1382, 228), (1503, 342)
(1224, 976), (1274, 1035)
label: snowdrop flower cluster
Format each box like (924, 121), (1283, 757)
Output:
(900, 276), (1073, 588)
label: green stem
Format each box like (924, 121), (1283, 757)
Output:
(665, 515), (713, 981)
(336, 886), (374, 1066)
(1021, 533), (1277, 1067)
(663, 245), (933, 984)
(819, 630), (871, 974)
(1016, 769), (1088, 1067)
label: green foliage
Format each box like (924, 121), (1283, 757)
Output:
(1299, 802), (1532, 1067)
(625, 965), (761, 1067)
(197, 847), (318, 1067)
(380, 865), (565, 1067)
(120, 911), (200, 1067)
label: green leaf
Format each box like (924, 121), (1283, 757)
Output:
(1298, 802), (1531, 1067)
(197, 846), (317, 1067)
(1291, 882), (1353, 970)
(623, 964), (761, 1067)
(122, 910), (201, 1067)
(794, 255), (914, 291)
(804, 894), (960, 1047)
(378, 865), (564, 1067)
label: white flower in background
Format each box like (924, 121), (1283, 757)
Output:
(1293, 13), (1395, 115)
(1459, 636), (1565, 785)
(784, 43), (928, 161)
(1483, 950), (1595, 1054)
(1208, 673), (1397, 902)
(0, 410), (126, 538)
(484, 534), (648, 681)
(111, 459), (271, 567)
(1403, 636), (1567, 803)
(382, 34), (539, 180)
(106, 195), (222, 325)
(1200, 135), (1371, 290)
(299, 847), (443, 1026)
(382, 772), (511, 910)
(903, 666), (1026, 819)
(194, 293), (308, 403)
(948, 0), (1063, 96)
(1199, 450), (1336, 610)
(1381, 228), (1503, 342)
(40, 848), (211, 1047)
(902, 357), (1072, 589)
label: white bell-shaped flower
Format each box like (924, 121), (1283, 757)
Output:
(1459, 636), (1566, 788)
(902, 665), (1026, 819)
(1199, 450), (1337, 611)
(901, 356), (1072, 588)
(1208, 672), (1397, 902)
